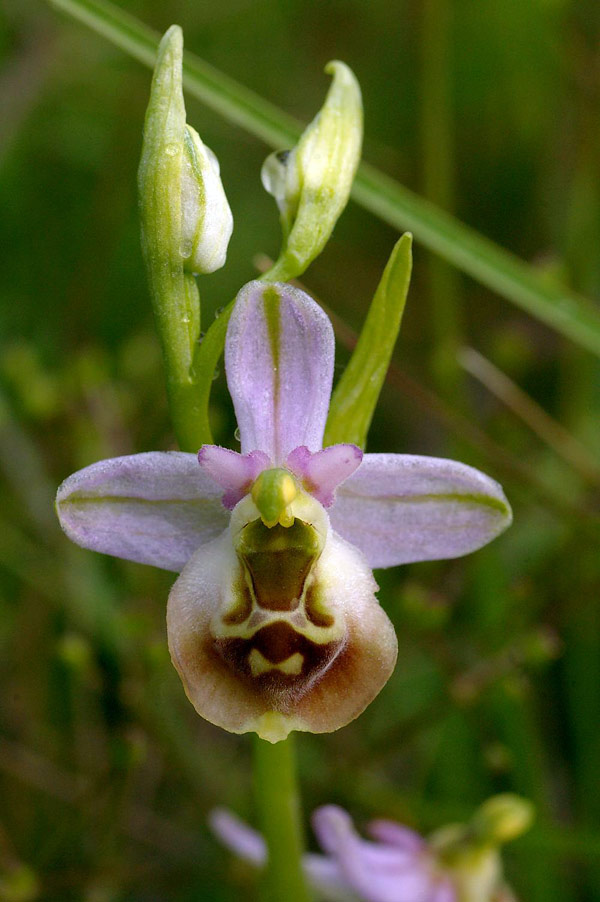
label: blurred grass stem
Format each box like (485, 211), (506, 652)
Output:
(559, 23), (600, 892)
(459, 346), (600, 487)
(420, 0), (463, 399)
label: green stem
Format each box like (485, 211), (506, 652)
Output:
(253, 735), (311, 902)
(189, 304), (231, 446)
(47, 0), (600, 358)
(149, 268), (207, 452)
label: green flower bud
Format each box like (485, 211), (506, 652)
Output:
(137, 24), (233, 450)
(429, 794), (534, 902)
(262, 60), (362, 281)
(471, 794), (535, 846)
(139, 25), (232, 278)
(430, 826), (506, 902)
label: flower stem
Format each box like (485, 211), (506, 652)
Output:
(253, 735), (312, 902)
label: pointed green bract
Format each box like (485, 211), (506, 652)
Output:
(324, 234), (413, 448)
(138, 25), (201, 451)
(263, 61), (363, 282)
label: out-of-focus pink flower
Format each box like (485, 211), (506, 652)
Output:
(210, 795), (533, 902)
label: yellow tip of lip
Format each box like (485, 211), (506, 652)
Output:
(256, 711), (294, 743)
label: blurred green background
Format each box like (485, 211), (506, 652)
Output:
(1, 0), (600, 899)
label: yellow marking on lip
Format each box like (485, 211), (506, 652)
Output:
(248, 648), (304, 676)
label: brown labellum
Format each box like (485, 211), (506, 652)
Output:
(167, 502), (397, 742)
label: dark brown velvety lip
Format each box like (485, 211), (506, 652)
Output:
(214, 619), (345, 701)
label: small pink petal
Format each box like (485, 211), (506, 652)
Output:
(210, 808), (348, 899)
(209, 808), (266, 865)
(198, 445), (270, 509)
(312, 806), (439, 902)
(367, 819), (426, 853)
(312, 805), (356, 856)
(431, 879), (458, 902)
(287, 444), (363, 506)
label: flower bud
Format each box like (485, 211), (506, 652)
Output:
(138, 25), (233, 449)
(139, 26), (232, 276)
(471, 794), (535, 846)
(262, 60), (362, 280)
(430, 794), (533, 902)
(181, 125), (233, 274)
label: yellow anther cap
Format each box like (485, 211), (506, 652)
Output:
(251, 468), (298, 528)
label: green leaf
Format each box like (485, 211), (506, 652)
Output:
(324, 234), (412, 448)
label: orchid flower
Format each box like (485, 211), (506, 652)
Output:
(211, 795), (533, 902)
(211, 803), (449, 902)
(56, 280), (511, 743)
